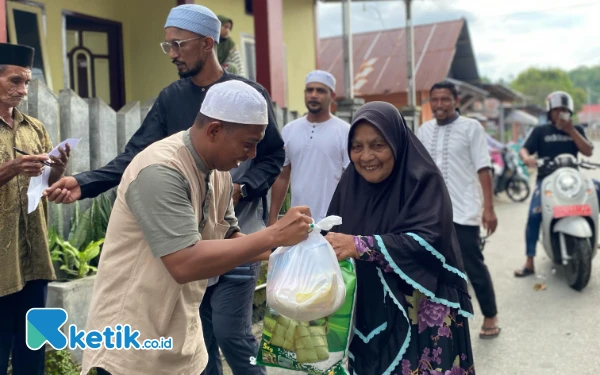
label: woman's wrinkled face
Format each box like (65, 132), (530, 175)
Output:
(350, 122), (395, 183)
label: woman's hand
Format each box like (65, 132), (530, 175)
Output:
(325, 232), (359, 261)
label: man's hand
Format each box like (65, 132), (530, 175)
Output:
(12, 154), (48, 177)
(48, 145), (70, 175)
(482, 207), (498, 236)
(43, 176), (81, 204)
(325, 232), (359, 261)
(232, 183), (242, 205)
(269, 206), (313, 247)
(523, 155), (537, 168)
(556, 117), (575, 133)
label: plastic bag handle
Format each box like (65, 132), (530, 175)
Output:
(314, 215), (343, 231)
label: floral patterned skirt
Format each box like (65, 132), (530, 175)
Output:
(348, 289), (475, 375)
(398, 290), (475, 375)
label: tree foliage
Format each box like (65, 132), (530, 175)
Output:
(510, 68), (586, 113)
(569, 65), (600, 104)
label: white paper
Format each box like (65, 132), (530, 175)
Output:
(27, 138), (81, 213)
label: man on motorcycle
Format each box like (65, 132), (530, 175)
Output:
(515, 91), (600, 277)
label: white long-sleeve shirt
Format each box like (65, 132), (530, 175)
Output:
(416, 116), (492, 226)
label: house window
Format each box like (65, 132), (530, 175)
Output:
(240, 34), (257, 82)
(239, 34), (288, 105)
(6, 0), (52, 89)
(245, 0), (253, 15)
(63, 13), (126, 110)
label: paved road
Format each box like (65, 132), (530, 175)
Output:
(467, 144), (600, 375)
(229, 142), (600, 375)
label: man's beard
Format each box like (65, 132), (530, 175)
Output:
(177, 60), (203, 78)
(307, 102), (322, 114)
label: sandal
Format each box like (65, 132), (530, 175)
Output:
(514, 267), (535, 277)
(479, 326), (501, 339)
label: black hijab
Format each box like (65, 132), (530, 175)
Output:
(326, 102), (473, 373)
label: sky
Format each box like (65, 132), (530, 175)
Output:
(317, 0), (600, 82)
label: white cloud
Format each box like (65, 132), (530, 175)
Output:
(317, 0), (600, 81)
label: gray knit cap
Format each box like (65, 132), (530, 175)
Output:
(164, 4), (221, 44)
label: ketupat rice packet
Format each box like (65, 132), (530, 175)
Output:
(256, 259), (357, 375)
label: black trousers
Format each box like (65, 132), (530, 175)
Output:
(453, 223), (498, 318)
(0, 280), (48, 375)
(200, 262), (266, 375)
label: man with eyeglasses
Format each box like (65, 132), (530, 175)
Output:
(44, 4), (283, 375)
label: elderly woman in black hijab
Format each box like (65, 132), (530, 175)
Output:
(325, 102), (475, 375)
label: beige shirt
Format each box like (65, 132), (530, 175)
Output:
(81, 130), (239, 375)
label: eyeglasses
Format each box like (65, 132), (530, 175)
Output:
(159, 36), (203, 54)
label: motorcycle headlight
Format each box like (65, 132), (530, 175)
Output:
(556, 172), (583, 198)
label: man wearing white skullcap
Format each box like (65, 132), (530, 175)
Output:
(80, 80), (313, 375)
(46, 5), (287, 374)
(305, 70), (336, 93)
(269, 70), (351, 225)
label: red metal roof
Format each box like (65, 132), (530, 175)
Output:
(318, 19), (465, 96)
(580, 104), (600, 113)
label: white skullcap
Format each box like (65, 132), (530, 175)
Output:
(165, 4), (221, 43)
(306, 70), (336, 93)
(200, 80), (268, 125)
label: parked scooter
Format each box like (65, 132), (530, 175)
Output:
(538, 154), (599, 290)
(493, 147), (530, 202)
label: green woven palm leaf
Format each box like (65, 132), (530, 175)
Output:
(294, 320), (329, 363)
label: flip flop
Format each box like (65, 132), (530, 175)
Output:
(514, 267), (535, 277)
(479, 326), (501, 339)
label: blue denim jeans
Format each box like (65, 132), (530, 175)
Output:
(525, 179), (600, 257)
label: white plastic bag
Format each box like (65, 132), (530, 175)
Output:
(266, 216), (346, 321)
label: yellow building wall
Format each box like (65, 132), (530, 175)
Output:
(200, 0), (317, 114)
(9, 0), (316, 114)
(282, 0), (316, 116)
(18, 0), (176, 105)
(121, 0), (181, 103)
(199, 0), (254, 51)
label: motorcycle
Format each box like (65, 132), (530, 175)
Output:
(537, 154), (599, 291)
(493, 147), (531, 202)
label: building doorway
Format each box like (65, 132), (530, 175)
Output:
(64, 12), (125, 111)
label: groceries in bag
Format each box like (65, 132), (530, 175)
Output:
(266, 216), (346, 322)
(256, 259), (357, 375)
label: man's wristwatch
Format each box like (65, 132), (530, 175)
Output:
(239, 184), (248, 198)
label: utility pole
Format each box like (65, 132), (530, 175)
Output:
(402, 0), (420, 132)
(405, 0), (416, 107)
(336, 0), (364, 123)
(587, 86), (592, 106)
(342, 0), (353, 100)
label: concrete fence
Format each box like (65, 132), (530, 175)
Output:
(18, 79), (363, 237)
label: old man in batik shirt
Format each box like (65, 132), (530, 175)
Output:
(0, 43), (70, 375)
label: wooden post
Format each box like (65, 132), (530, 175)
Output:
(313, 0), (320, 69)
(253, 0), (286, 107)
(0, 0), (7, 43)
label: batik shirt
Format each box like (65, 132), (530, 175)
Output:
(0, 109), (55, 297)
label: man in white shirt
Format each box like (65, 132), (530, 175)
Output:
(416, 80), (501, 339)
(269, 70), (350, 225)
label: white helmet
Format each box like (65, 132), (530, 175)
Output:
(546, 91), (574, 114)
